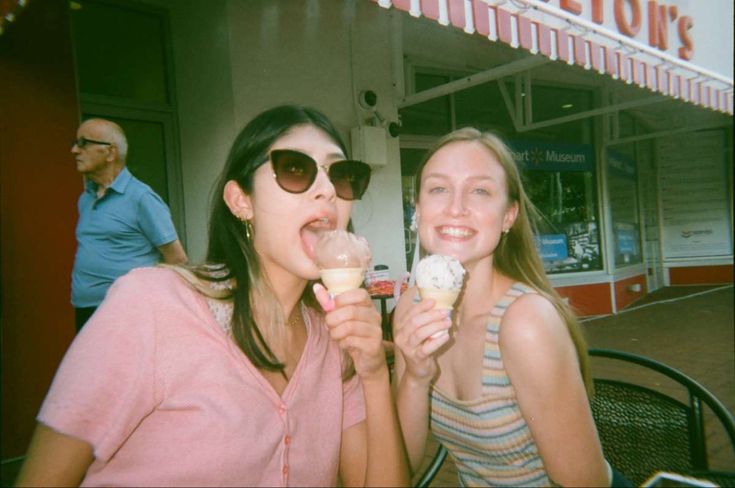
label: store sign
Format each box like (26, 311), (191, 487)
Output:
(535, 234), (569, 260)
(614, 222), (641, 265)
(538, 222), (602, 273)
(658, 131), (732, 258)
(607, 149), (637, 179)
(548, 0), (695, 61)
(510, 141), (594, 172)
(372, 0), (733, 114)
(615, 225), (638, 254)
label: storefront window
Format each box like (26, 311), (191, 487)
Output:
(607, 147), (642, 267)
(512, 141), (602, 273)
(72, 0), (170, 104)
(399, 71), (602, 274)
(529, 86), (594, 144)
(400, 73), (451, 136)
(454, 82), (514, 134)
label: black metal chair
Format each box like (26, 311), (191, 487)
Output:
(413, 349), (735, 487)
(589, 348), (735, 486)
(414, 443), (448, 488)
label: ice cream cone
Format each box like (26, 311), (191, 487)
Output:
(419, 287), (460, 310)
(320, 267), (365, 295)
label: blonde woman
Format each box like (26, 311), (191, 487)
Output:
(393, 128), (623, 486)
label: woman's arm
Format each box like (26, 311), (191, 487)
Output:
(500, 294), (609, 487)
(15, 423), (93, 487)
(392, 289), (452, 472)
(158, 240), (188, 265)
(314, 284), (409, 487)
(17, 270), (163, 487)
(339, 370), (409, 487)
(394, 353), (432, 473)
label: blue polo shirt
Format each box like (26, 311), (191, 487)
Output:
(71, 167), (179, 307)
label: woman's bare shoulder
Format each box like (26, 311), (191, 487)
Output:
(500, 290), (569, 356)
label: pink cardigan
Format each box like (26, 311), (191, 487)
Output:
(39, 267), (365, 487)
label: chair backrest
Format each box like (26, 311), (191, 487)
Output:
(412, 349), (734, 487)
(589, 348), (735, 486)
(414, 444), (448, 488)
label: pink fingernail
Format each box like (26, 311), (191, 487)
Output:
(430, 330), (449, 340)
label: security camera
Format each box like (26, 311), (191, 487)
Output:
(358, 90), (378, 109)
(387, 121), (400, 138)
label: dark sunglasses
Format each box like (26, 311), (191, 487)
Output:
(269, 149), (371, 201)
(71, 137), (113, 149)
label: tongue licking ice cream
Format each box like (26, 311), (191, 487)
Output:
(315, 230), (372, 295)
(415, 254), (466, 310)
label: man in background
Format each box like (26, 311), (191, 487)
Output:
(71, 118), (187, 331)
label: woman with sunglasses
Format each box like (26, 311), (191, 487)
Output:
(17, 105), (409, 487)
(392, 128), (619, 487)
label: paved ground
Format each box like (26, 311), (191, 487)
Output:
(419, 284), (735, 486)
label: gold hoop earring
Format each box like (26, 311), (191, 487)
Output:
(244, 220), (253, 240)
(236, 213), (253, 240)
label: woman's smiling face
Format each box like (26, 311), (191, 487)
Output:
(416, 140), (518, 269)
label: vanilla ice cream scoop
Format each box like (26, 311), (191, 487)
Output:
(415, 254), (465, 310)
(315, 230), (372, 295)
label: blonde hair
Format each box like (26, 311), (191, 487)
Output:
(160, 262), (292, 351)
(415, 128), (592, 394)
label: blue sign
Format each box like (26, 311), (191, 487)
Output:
(535, 234), (568, 261)
(509, 140), (594, 172)
(615, 225), (638, 254)
(607, 149), (637, 179)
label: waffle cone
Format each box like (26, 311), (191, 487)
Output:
(320, 267), (365, 295)
(419, 287), (460, 310)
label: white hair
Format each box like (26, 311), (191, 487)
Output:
(85, 118), (128, 163)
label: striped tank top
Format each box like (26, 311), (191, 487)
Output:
(430, 282), (554, 487)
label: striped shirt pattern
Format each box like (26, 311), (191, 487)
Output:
(430, 282), (554, 487)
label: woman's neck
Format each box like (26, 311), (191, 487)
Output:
(458, 254), (508, 315)
(260, 265), (309, 318)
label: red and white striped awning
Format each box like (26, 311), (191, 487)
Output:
(370, 0), (734, 115)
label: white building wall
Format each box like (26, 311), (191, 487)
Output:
(138, 0), (407, 272)
(225, 0), (406, 275)
(151, 0), (732, 276)
(143, 0), (238, 262)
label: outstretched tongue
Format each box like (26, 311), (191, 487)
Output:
(301, 219), (332, 261)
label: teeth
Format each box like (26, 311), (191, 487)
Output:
(306, 217), (332, 229)
(440, 227), (472, 237)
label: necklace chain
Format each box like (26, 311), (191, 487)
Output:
(287, 304), (302, 327)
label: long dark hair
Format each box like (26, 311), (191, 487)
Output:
(202, 105), (348, 373)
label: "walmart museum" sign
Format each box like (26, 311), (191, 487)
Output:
(509, 141), (594, 172)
